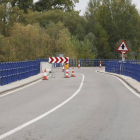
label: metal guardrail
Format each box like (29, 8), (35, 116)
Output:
(37, 58), (117, 67)
(0, 58), (61, 86)
(0, 61), (40, 86)
(105, 60), (140, 82)
(69, 59), (116, 67)
(1, 59), (139, 86)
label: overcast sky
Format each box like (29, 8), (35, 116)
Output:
(34, 0), (140, 15)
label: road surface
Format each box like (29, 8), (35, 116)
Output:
(0, 67), (140, 140)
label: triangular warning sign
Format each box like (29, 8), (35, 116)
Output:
(117, 40), (129, 52)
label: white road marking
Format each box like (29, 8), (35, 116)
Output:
(0, 80), (42, 98)
(97, 71), (140, 99)
(116, 77), (140, 98)
(0, 75), (51, 98)
(0, 73), (85, 140)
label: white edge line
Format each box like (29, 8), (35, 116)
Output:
(0, 73), (85, 140)
(96, 71), (140, 99)
(0, 75), (51, 98)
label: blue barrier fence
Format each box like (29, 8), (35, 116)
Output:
(105, 60), (140, 82)
(0, 61), (40, 86)
(1, 59), (139, 86)
(37, 58), (122, 67)
(37, 59), (117, 67)
(69, 59), (116, 67)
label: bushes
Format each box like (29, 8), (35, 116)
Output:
(1, 22), (95, 62)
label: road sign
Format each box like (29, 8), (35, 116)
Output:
(64, 64), (69, 69)
(117, 40), (129, 53)
(49, 57), (69, 64)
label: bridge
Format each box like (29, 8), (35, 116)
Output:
(0, 59), (140, 140)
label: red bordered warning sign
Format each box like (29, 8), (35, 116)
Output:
(49, 57), (69, 63)
(117, 40), (129, 53)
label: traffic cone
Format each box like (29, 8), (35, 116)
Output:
(78, 60), (80, 68)
(78, 63), (80, 68)
(99, 61), (102, 68)
(62, 64), (64, 72)
(43, 69), (48, 80)
(65, 68), (70, 78)
(71, 67), (75, 77)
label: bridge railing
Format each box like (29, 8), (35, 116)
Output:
(36, 58), (116, 67)
(0, 61), (40, 86)
(69, 59), (116, 67)
(1, 59), (139, 86)
(0, 58), (63, 86)
(105, 60), (140, 82)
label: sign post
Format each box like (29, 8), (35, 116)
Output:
(122, 51), (125, 61)
(49, 57), (69, 78)
(117, 40), (129, 62)
(51, 63), (54, 78)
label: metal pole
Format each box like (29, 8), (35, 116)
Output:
(122, 52), (123, 61)
(51, 63), (53, 78)
(64, 69), (65, 77)
(122, 52), (125, 62)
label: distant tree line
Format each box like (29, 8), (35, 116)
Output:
(0, 0), (140, 62)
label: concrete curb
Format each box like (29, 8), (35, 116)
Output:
(0, 74), (51, 95)
(97, 70), (140, 94)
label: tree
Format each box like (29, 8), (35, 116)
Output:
(0, 0), (10, 4)
(35, 0), (79, 12)
(8, 23), (49, 61)
(0, 0), (34, 13)
(46, 22), (77, 58)
(0, 34), (9, 62)
(79, 38), (96, 59)
(0, 1), (25, 36)
(0, 3), (13, 36)
(86, 0), (140, 59)
(21, 10), (86, 41)
(86, 32), (98, 58)
(11, 0), (33, 13)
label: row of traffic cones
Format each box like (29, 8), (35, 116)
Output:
(77, 61), (102, 68)
(64, 67), (75, 78)
(43, 67), (76, 80)
(62, 60), (102, 69)
(43, 61), (102, 80)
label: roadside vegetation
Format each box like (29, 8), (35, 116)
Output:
(0, 0), (140, 62)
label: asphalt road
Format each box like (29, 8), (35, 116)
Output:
(0, 67), (140, 140)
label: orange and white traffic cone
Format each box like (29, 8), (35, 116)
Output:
(99, 61), (102, 68)
(43, 69), (48, 80)
(71, 67), (75, 77)
(65, 68), (70, 78)
(78, 60), (81, 68)
(78, 62), (80, 68)
(62, 64), (64, 72)
(78, 63), (80, 68)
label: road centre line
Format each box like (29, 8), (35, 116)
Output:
(0, 73), (85, 140)
(96, 71), (140, 99)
